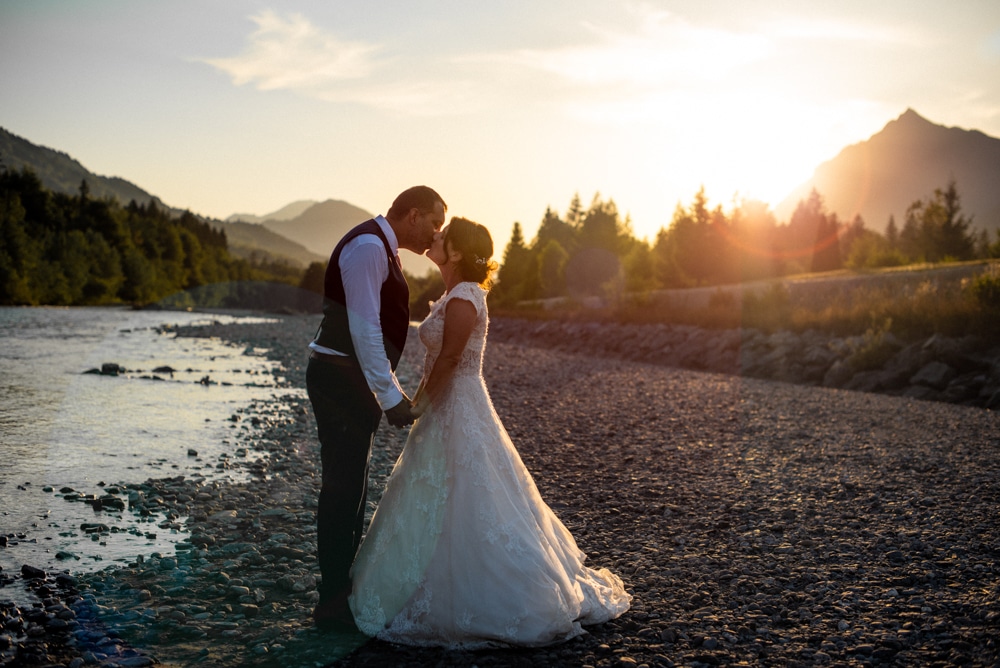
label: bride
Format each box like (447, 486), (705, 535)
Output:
(349, 217), (631, 648)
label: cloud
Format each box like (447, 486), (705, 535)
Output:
(201, 10), (380, 91)
(762, 16), (918, 45)
(315, 79), (486, 117)
(199, 10), (491, 116)
(494, 9), (772, 90)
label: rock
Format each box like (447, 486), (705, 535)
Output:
(989, 357), (1000, 384)
(21, 564), (46, 579)
(101, 362), (122, 376)
(86, 495), (126, 511)
(118, 657), (155, 667)
(209, 510), (238, 523)
(942, 382), (977, 403)
(910, 361), (957, 389)
(823, 360), (855, 388)
(986, 390), (1000, 410)
(55, 573), (77, 588)
(80, 523), (109, 534)
(228, 586), (251, 598)
(844, 370), (883, 392)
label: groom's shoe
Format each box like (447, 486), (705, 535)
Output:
(313, 597), (357, 633)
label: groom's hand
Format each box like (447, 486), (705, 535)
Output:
(385, 399), (415, 428)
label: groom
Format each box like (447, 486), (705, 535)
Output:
(307, 185), (446, 631)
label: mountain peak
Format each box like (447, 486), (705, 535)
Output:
(775, 110), (1000, 232)
(880, 108), (937, 140)
(897, 107), (928, 124)
(226, 199), (318, 224)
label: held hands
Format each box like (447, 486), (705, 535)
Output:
(385, 397), (416, 428)
(410, 390), (430, 418)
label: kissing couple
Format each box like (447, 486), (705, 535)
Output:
(305, 185), (630, 648)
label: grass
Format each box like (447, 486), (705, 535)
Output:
(492, 260), (1000, 345)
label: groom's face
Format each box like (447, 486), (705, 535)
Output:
(412, 202), (446, 254)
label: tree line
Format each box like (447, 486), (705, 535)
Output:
(0, 167), (304, 308)
(5, 163), (997, 314)
(492, 181), (1000, 306)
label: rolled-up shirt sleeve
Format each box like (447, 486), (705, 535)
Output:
(340, 239), (405, 410)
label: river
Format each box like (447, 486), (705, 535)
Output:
(0, 306), (303, 603)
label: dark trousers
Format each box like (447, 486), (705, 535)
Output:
(306, 356), (382, 602)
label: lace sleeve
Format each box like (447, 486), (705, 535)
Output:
(446, 282), (486, 317)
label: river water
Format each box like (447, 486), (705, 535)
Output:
(0, 306), (302, 601)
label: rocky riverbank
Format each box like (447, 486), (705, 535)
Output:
(488, 318), (1000, 410)
(3, 314), (998, 667)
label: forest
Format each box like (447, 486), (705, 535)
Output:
(0, 168), (307, 310)
(490, 182), (1000, 308)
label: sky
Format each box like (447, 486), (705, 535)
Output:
(2, 0), (999, 251)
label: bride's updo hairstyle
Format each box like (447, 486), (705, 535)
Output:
(445, 216), (499, 290)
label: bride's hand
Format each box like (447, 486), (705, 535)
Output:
(410, 389), (430, 418)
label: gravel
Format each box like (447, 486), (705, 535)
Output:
(3, 313), (998, 667)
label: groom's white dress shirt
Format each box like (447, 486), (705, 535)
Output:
(309, 215), (406, 411)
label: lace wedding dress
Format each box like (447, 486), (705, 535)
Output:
(349, 281), (631, 648)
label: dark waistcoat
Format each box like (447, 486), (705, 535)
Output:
(314, 219), (409, 370)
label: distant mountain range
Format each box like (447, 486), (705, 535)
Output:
(228, 199), (372, 257)
(776, 109), (1000, 233)
(226, 199), (437, 275)
(226, 200), (318, 224)
(220, 220), (327, 267)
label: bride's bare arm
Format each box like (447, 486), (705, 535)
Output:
(412, 298), (477, 416)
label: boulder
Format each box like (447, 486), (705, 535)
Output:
(942, 382), (978, 403)
(909, 362), (957, 390)
(986, 390), (1000, 410)
(903, 385), (939, 401)
(21, 564), (46, 579)
(845, 370), (883, 393)
(921, 334), (983, 371)
(823, 360), (855, 388)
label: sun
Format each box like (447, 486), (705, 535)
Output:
(689, 104), (836, 210)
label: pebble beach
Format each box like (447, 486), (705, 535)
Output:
(2, 313), (998, 667)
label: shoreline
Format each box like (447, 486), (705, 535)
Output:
(1, 314), (390, 667)
(3, 314), (998, 667)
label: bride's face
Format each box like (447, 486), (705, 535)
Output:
(427, 225), (449, 266)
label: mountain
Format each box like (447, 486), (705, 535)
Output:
(239, 199), (438, 275)
(253, 199), (374, 254)
(222, 221), (327, 267)
(776, 109), (1000, 233)
(226, 200), (317, 224)
(1, 126), (160, 206)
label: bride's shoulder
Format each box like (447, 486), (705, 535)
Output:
(447, 281), (487, 311)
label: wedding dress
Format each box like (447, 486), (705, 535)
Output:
(349, 281), (631, 648)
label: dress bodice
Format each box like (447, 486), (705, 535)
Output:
(417, 282), (488, 381)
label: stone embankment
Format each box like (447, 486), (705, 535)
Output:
(488, 318), (1000, 410)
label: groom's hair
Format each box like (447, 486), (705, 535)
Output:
(388, 186), (447, 220)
